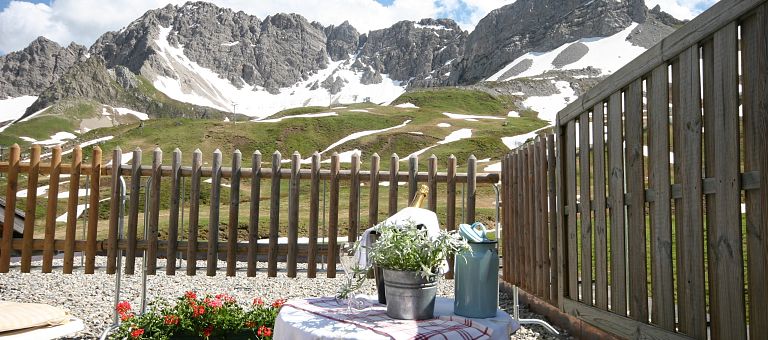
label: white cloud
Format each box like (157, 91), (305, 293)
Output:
(645, 0), (718, 20)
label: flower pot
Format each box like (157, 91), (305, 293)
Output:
(382, 269), (437, 320)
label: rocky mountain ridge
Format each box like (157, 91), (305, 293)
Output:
(0, 0), (684, 120)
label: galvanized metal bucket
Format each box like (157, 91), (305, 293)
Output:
(382, 269), (438, 320)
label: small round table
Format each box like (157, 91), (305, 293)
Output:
(274, 296), (519, 340)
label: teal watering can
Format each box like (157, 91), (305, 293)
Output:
(454, 222), (499, 318)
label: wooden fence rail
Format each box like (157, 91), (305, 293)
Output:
(0, 146), (497, 279)
(501, 0), (768, 338)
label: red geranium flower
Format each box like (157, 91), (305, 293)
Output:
(121, 313), (135, 321)
(130, 328), (144, 338)
(271, 298), (286, 308)
(193, 305), (206, 317)
(185, 291), (197, 300)
(116, 301), (132, 314)
(253, 298), (264, 306)
(257, 325), (272, 337)
(202, 325), (214, 337)
(164, 314), (179, 325)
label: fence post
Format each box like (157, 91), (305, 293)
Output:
(428, 155), (437, 212)
(84, 146), (102, 274)
(267, 151), (281, 277)
(349, 151), (360, 241)
(126, 148), (142, 274)
(465, 155), (476, 224)
(63, 146), (82, 274)
(368, 153), (380, 226)
(21, 145), (41, 273)
(327, 152), (340, 278)
(0, 144), (20, 273)
(287, 151), (300, 278)
(147, 148), (162, 275)
(106, 147), (123, 274)
(207, 149), (222, 276)
(186, 149), (202, 276)
(307, 152), (320, 278)
(227, 150), (242, 277)
(43, 146), (62, 273)
(388, 154), (399, 215)
(167, 149), (182, 275)
(247, 151), (262, 277)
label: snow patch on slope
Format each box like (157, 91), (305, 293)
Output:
(0, 96), (38, 132)
(523, 81), (577, 122)
(488, 23), (645, 81)
(152, 26), (406, 119)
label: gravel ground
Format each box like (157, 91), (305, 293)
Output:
(0, 256), (570, 339)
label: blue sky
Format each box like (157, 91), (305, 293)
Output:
(0, 0), (717, 55)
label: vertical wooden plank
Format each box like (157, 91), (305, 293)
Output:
(186, 149), (202, 276)
(42, 146), (62, 273)
(206, 149), (221, 276)
(533, 140), (543, 297)
(521, 147), (531, 292)
(287, 151), (300, 278)
(538, 137), (550, 301)
(742, 9), (768, 338)
(85, 146), (101, 274)
(579, 113), (593, 305)
(565, 121), (578, 300)
(703, 23), (746, 339)
(607, 91), (627, 316)
(226, 150), (242, 277)
(555, 125), (567, 309)
(389, 154), (399, 216)
(166, 149), (182, 276)
(512, 151), (521, 286)
(327, 153), (340, 278)
(126, 148), (142, 274)
(592, 102), (609, 311)
(146, 148), (162, 275)
(63, 146), (82, 274)
(349, 151), (360, 241)
(368, 153), (380, 226)
(247, 151), (262, 277)
(519, 150), (528, 289)
(625, 78), (648, 322)
(466, 155), (477, 224)
(307, 152), (320, 278)
(428, 155), (437, 212)
(547, 134), (559, 305)
(648, 64), (674, 330)
(445, 154), (457, 280)
(527, 145), (536, 293)
(408, 155), (418, 202)
(106, 147), (123, 274)
(0, 144), (19, 272)
(21, 145), (41, 272)
(672, 45), (706, 339)
(267, 151), (280, 277)
(501, 154), (510, 283)
(267, 151), (281, 277)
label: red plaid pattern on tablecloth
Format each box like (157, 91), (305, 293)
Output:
(283, 297), (492, 340)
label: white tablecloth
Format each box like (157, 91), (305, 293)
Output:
(274, 296), (519, 340)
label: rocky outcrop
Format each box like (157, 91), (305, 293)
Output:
(357, 18), (466, 85)
(452, 0), (650, 84)
(324, 21), (360, 61)
(0, 37), (87, 98)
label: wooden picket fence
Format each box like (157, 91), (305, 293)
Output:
(501, 0), (768, 338)
(0, 144), (498, 278)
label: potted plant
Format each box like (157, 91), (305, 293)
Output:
(367, 220), (469, 320)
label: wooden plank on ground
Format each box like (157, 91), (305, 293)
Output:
(42, 146), (62, 273)
(562, 299), (694, 340)
(578, 112), (593, 305)
(647, 64), (675, 330)
(85, 146), (101, 274)
(227, 150), (242, 277)
(624, 78), (648, 322)
(672, 45), (706, 339)
(186, 149), (202, 275)
(21, 145), (40, 273)
(702, 23), (746, 339)
(591, 102), (608, 311)
(607, 91), (626, 316)
(741, 8), (768, 338)
(267, 151), (281, 277)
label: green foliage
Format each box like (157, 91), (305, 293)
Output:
(268, 106), (329, 119)
(111, 292), (282, 339)
(391, 88), (515, 116)
(368, 220), (470, 280)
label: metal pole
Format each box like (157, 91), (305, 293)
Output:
(112, 176), (127, 324)
(513, 285), (560, 334)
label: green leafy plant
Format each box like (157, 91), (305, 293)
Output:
(368, 220), (470, 281)
(111, 292), (284, 339)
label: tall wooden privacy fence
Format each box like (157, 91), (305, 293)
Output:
(0, 144), (498, 278)
(501, 0), (768, 338)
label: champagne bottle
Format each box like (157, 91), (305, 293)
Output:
(409, 184), (429, 208)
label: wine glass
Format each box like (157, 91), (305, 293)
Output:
(336, 242), (371, 313)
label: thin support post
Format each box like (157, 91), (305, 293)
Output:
(512, 285), (560, 334)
